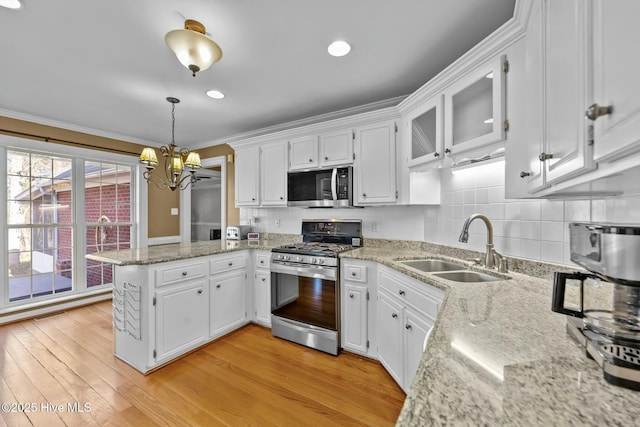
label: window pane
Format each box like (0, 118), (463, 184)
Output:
(7, 174), (29, 199)
(7, 200), (30, 224)
(117, 226), (131, 249)
(7, 151), (30, 176)
(31, 155), (53, 178)
(53, 158), (72, 177)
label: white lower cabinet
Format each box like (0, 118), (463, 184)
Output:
(340, 260), (376, 358)
(376, 265), (443, 392)
(210, 271), (246, 338)
(155, 280), (208, 363)
(253, 251), (271, 327)
(377, 290), (404, 386)
(112, 250), (251, 373)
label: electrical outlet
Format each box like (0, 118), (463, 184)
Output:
(170, 208), (179, 216)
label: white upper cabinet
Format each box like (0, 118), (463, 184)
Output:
(591, 0), (640, 162)
(510, 0), (594, 194)
(288, 136), (318, 170)
(354, 121), (397, 205)
(444, 54), (507, 157)
(507, 0), (640, 198)
(407, 95), (443, 168)
(235, 146), (260, 206)
(319, 129), (353, 167)
(260, 141), (288, 206)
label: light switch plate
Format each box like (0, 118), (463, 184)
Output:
(170, 208), (179, 216)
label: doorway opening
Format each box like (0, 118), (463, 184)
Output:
(180, 156), (227, 243)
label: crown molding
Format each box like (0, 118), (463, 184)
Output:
(226, 105), (402, 149)
(191, 95), (406, 150)
(397, 0), (530, 115)
(0, 108), (160, 147)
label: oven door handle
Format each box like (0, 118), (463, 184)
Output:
(271, 262), (337, 281)
(331, 168), (338, 201)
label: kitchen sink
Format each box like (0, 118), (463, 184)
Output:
(399, 259), (466, 272)
(431, 271), (502, 283)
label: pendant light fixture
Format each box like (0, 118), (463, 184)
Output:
(165, 19), (223, 77)
(139, 97), (201, 191)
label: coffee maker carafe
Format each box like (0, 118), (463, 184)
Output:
(552, 222), (640, 390)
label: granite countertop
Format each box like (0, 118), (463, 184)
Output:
(342, 247), (639, 426)
(85, 235), (299, 265)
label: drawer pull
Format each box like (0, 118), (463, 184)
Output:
(351, 272), (356, 276)
(349, 293), (354, 298)
(216, 284), (221, 289)
(392, 313), (398, 319)
(260, 260), (265, 265)
(405, 324), (412, 330)
(228, 262), (233, 266)
(181, 271), (188, 276)
(399, 290), (405, 296)
(197, 289), (203, 294)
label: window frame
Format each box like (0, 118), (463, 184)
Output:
(0, 135), (146, 312)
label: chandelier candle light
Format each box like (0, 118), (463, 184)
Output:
(139, 97), (201, 191)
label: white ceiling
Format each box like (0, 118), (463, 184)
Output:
(0, 0), (515, 149)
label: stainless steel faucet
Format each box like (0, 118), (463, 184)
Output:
(458, 214), (508, 272)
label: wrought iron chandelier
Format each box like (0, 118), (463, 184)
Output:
(139, 97), (201, 191)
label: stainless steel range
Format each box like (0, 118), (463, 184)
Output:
(270, 219), (362, 355)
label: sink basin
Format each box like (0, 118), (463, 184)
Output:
(431, 271), (502, 283)
(399, 259), (466, 272)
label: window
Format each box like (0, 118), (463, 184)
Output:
(3, 143), (138, 308)
(7, 151), (73, 301)
(84, 162), (132, 288)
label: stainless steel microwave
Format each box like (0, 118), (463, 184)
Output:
(287, 167), (353, 207)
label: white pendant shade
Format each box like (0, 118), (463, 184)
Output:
(165, 20), (222, 77)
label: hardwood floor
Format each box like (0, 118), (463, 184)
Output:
(0, 301), (405, 426)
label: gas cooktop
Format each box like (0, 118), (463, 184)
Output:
(272, 242), (354, 257)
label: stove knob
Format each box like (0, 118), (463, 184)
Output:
(283, 255), (290, 261)
(296, 256), (303, 262)
(276, 254), (282, 260)
(310, 257), (317, 264)
(317, 258), (325, 265)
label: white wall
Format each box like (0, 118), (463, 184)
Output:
(243, 160), (640, 267)
(240, 204), (428, 242)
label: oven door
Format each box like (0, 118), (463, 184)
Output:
(270, 262), (338, 330)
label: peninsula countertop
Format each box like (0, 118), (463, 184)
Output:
(85, 236), (299, 266)
(341, 247), (638, 426)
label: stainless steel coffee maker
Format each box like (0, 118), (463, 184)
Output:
(552, 222), (640, 390)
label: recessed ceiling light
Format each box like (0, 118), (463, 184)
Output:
(0, 0), (22, 9)
(206, 90), (225, 99)
(328, 41), (351, 57)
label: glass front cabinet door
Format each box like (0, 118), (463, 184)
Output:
(407, 95), (443, 168)
(444, 55), (507, 156)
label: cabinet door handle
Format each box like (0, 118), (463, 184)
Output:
(261, 277), (266, 282)
(197, 289), (203, 294)
(405, 324), (412, 330)
(444, 148), (451, 154)
(433, 152), (440, 157)
(280, 196), (284, 200)
(309, 158), (313, 162)
(325, 156), (329, 160)
(260, 260), (265, 265)
(349, 293), (354, 298)
(362, 193), (367, 197)
(539, 152), (554, 162)
(392, 313), (398, 319)
(399, 290), (405, 296)
(228, 262), (233, 266)
(351, 272), (356, 276)
(251, 197), (255, 201)
(520, 171), (531, 178)
(585, 103), (613, 121)
(216, 284), (221, 289)
(181, 271), (188, 276)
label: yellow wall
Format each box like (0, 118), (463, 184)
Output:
(0, 116), (236, 238)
